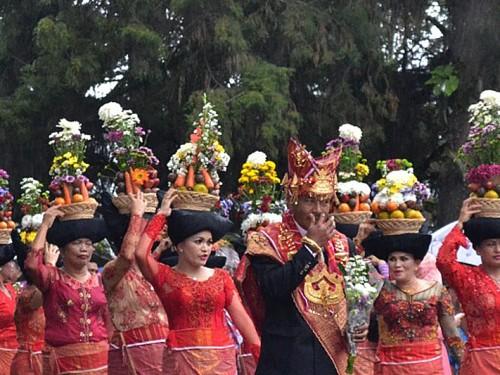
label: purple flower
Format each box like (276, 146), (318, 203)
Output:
(0, 169), (9, 179)
(104, 131), (124, 142)
(134, 127), (146, 136)
(466, 164), (500, 184)
(76, 175), (89, 184)
(461, 141), (473, 155)
(63, 175), (75, 184)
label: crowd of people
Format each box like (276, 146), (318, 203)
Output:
(0, 138), (498, 375)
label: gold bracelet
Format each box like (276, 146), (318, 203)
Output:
(301, 236), (322, 254)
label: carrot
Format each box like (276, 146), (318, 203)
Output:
(62, 183), (72, 205)
(200, 168), (214, 189)
(80, 180), (89, 201)
(124, 171), (133, 195)
(129, 168), (139, 194)
(186, 165), (195, 189)
(174, 174), (186, 188)
(354, 195), (360, 211)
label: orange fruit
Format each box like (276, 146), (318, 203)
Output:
(7, 220), (16, 229)
(386, 201), (399, 212)
(53, 197), (66, 206)
(378, 211), (390, 219)
(359, 202), (371, 211)
(370, 201), (380, 214)
(72, 194), (84, 203)
(338, 203), (351, 213)
(0, 221), (7, 229)
(390, 210), (405, 219)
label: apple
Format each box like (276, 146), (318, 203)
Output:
(467, 183), (480, 192)
(485, 181), (494, 190)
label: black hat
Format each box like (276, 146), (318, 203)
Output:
(464, 217), (500, 249)
(0, 243), (15, 267)
(362, 233), (431, 261)
(47, 218), (108, 248)
(98, 192), (129, 252)
(168, 210), (233, 245)
(335, 223), (359, 239)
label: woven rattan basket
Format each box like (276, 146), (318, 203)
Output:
(59, 198), (99, 221)
(333, 211), (372, 224)
(112, 193), (159, 214)
(374, 218), (425, 235)
(0, 229), (12, 245)
(172, 190), (219, 211)
(470, 197), (500, 218)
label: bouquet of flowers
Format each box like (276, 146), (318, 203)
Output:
(457, 90), (500, 204)
(16, 178), (49, 244)
(99, 102), (160, 211)
(167, 95), (230, 209)
(342, 255), (383, 374)
(48, 119), (94, 206)
(327, 124), (372, 223)
(0, 169), (15, 241)
(371, 159), (429, 221)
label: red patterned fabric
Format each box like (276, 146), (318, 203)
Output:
(0, 283), (18, 350)
(14, 285), (45, 352)
(375, 282), (454, 345)
(436, 225), (500, 349)
(151, 265), (236, 348)
(374, 281), (455, 374)
(25, 248), (108, 347)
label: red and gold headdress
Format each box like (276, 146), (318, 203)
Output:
(282, 138), (342, 203)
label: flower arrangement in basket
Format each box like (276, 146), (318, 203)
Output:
(16, 178), (49, 244)
(0, 169), (15, 244)
(326, 124), (372, 224)
(167, 95), (230, 211)
(98, 102), (160, 214)
(48, 119), (97, 221)
(371, 159), (430, 235)
(457, 90), (500, 217)
(235, 151), (285, 237)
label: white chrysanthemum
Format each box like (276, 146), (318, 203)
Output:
(98, 102), (123, 122)
(58, 118), (82, 134)
(480, 90), (500, 107)
(21, 215), (33, 229)
(338, 181), (371, 195)
(386, 170), (414, 186)
(31, 214), (44, 229)
(241, 213), (282, 236)
(246, 151), (267, 166)
(339, 123), (362, 143)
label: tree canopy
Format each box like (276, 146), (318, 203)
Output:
(1, 0), (499, 225)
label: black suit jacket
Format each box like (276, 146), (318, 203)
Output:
(251, 239), (355, 375)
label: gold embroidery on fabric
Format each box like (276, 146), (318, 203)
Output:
(304, 267), (343, 306)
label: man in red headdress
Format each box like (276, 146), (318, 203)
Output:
(236, 138), (368, 375)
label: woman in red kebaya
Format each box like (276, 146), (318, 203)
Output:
(25, 206), (109, 374)
(103, 192), (169, 374)
(0, 244), (18, 375)
(135, 190), (260, 374)
(436, 198), (500, 374)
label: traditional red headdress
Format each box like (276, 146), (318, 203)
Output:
(282, 138), (342, 203)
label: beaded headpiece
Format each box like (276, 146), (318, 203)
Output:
(282, 138), (342, 203)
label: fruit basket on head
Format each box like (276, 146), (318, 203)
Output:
(326, 124), (373, 224)
(0, 169), (16, 244)
(48, 119), (98, 221)
(167, 94), (230, 212)
(16, 178), (50, 245)
(98, 102), (160, 214)
(371, 159), (430, 235)
(457, 90), (500, 217)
